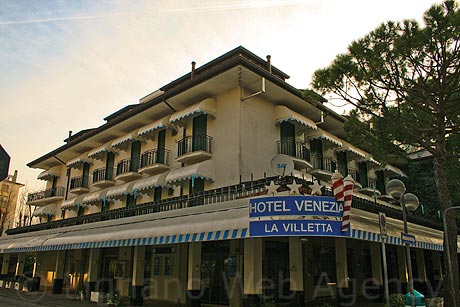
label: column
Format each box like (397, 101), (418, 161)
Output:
(369, 242), (383, 300)
(131, 246), (145, 306)
(243, 237), (262, 307)
(289, 237), (304, 307)
(87, 248), (100, 296)
(335, 238), (349, 307)
(397, 246), (408, 291)
(187, 242), (202, 307)
(14, 254), (25, 290)
(52, 250), (66, 294)
(228, 240), (243, 307)
(0, 254), (10, 287)
(32, 252), (41, 291)
(415, 249), (427, 293)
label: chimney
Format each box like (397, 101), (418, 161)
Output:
(191, 61), (196, 79)
(67, 130), (72, 143)
(12, 170), (17, 183)
(266, 55), (272, 73)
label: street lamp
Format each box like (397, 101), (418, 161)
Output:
(386, 179), (419, 307)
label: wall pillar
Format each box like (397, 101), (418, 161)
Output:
(0, 254), (10, 281)
(369, 242), (383, 300)
(415, 249), (428, 294)
(229, 240), (243, 307)
(397, 246), (408, 291)
(289, 237), (304, 307)
(243, 237), (263, 307)
(131, 246), (145, 306)
(52, 251), (66, 294)
(15, 254), (25, 278)
(187, 242), (202, 307)
(335, 238), (349, 307)
(87, 248), (100, 294)
(31, 252), (41, 291)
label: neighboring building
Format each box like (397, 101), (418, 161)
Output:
(0, 47), (451, 306)
(0, 171), (24, 236)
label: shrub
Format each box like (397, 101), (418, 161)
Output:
(389, 293), (406, 307)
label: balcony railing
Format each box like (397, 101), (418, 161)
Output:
(277, 140), (310, 162)
(92, 168), (114, 183)
(27, 187), (65, 202)
(116, 158), (140, 176)
(12, 175), (442, 235)
(311, 155), (336, 173)
(140, 149), (170, 167)
(367, 178), (377, 189)
(177, 135), (212, 157)
(70, 176), (89, 189)
(348, 168), (359, 182)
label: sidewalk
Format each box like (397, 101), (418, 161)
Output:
(0, 287), (387, 307)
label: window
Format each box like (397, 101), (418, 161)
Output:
(101, 200), (110, 213)
(279, 122), (296, 156)
(153, 257), (161, 275)
(82, 162), (90, 188)
(310, 139), (323, 169)
(164, 256), (173, 276)
(127, 194), (136, 207)
(192, 114), (207, 151)
(157, 129), (166, 164)
(106, 152), (115, 180)
(337, 151), (348, 176)
(130, 141), (141, 171)
(77, 205), (85, 217)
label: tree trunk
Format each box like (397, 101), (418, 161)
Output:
(434, 152), (459, 307)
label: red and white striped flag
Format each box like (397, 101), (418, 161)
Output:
(331, 171), (355, 232)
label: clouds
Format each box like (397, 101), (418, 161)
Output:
(0, 0), (439, 190)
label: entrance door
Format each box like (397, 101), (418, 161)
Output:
(201, 241), (230, 305)
(280, 122), (296, 156)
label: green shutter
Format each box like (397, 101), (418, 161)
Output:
(130, 141), (141, 171)
(337, 152), (348, 176)
(192, 114), (207, 151)
(106, 152), (115, 180)
(358, 162), (368, 187)
(157, 129), (166, 164)
(82, 163), (90, 187)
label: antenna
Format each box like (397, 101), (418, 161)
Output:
(270, 154), (294, 177)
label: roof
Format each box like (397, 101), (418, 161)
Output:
(28, 46), (346, 168)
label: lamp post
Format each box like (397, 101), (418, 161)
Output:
(386, 179), (419, 307)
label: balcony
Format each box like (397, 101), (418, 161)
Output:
(309, 155), (336, 180)
(346, 168), (362, 189)
(176, 135), (212, 164)
(277, 140), (312, 170)
(69, 176), (90, 194)
(114, 158), (142, 182)
(138, 149), (171, 175)
(92, 167), (115, 188)
(9, 175), (442, 235)
(359, 178), (382, 197)
(27, 187), (65, 206)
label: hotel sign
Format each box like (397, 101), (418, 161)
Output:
(249, 195), (349, 237)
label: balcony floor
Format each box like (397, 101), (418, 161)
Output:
(175, 151), (212, 165)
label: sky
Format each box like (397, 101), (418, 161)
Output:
(0, 0), (441, 192)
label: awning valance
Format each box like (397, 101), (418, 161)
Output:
(32, 204), (55, 217)
(138, 115), (176, 140)
(106, 182), (136, 199)
(88, 145), (117, 160)
(170, 98), (216, 125)
(0, 200), (249, 253)
(67, 157), (91, 169)
(111, 134), (141, 151)
(37, 170), (59, 181)
(61, 195), (84, 210)
(274, 105), (317, 130)
(166, 160), (214, 184)
(307, 129), (343, 147)
(132, 173), (169, 192)
(336, 141), (367, 159)
(81, 189), (109, 206)
(378, 164), (407, 177)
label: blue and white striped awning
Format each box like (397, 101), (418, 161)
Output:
(0, 201), (248, 253)
(349, 228), (443, 251)
(274, 105), (317, 130)
(166, 160), (214, 184)
(170, 98), (216, 125)
(138, 115), (176, 140)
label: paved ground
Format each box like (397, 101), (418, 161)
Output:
(0, 287), (387, 307)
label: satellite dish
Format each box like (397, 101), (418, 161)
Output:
(270, 154), (294, 176)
